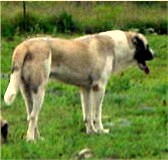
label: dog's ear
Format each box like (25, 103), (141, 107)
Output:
(132, 36), (145, 49)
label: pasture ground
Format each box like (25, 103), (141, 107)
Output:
(1, 34), (167, 159)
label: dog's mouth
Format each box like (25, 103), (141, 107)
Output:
(138, 61), (150, 74)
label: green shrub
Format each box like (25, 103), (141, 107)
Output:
(13, 12), (38, 33)
(156, 20), (168, 34)
(1, 18), (15, 38)
(1, 2), (167, 37)
(1, 11), (82, 37)
(1, 12), (40, 37)
(35, 15), (57, 34)
(56, 12), (81, 33)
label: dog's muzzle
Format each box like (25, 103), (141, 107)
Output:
(137, 48), (154, 74)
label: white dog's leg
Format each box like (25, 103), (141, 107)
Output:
(92, 83), (109, 133)
(20, 84), (33, 123)
(21, 83), (42, 139)
(80, 88), (97, 133)
(26, 86), (45, 141)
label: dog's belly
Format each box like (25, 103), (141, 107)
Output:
(50, 64), (92, 87)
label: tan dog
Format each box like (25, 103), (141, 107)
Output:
(4, 30), (154, 141)
(0, 116), (8, 144)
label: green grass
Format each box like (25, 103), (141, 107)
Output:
(1, 1), (167, 37)
(1, 34), (168, 159)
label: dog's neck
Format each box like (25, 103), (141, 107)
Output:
(112, 50), (136, 73)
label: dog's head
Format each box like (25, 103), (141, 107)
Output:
(0, 118), (8, 144)
(132, 33), (154, 74)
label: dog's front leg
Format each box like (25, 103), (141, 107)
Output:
(80, 88), (97, 133)
(92, 83), (109, 133)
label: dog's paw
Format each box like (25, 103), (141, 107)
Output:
(26, 136), (44, 142)
(86, 127), (97, 134)
(98, 128), (110, 134)
(26, 137), (36, 142)
(26, 133), (36, 142)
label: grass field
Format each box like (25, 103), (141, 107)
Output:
(1, 34), (167, 159)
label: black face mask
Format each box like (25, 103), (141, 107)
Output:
(134, 44), (154, 63)
(133, 36), (154, 61)
(133, 36), (154, 74)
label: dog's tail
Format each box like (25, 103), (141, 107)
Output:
(4, 43), (27, 105)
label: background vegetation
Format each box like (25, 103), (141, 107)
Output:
(1, 1), (167, 38)
(1, 1), (168, 160)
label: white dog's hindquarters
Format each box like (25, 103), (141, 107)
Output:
(4, 44), (28, 105)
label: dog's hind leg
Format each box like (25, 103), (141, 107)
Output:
(21, 83), (41, 140)
(92, 83), (109, 133)
(25, 51), (51, 141)
(26, 85), (45, 141)
(20, 83), (33, 123)
(21, 82), (40, 140)
(80, 88), (97, 133)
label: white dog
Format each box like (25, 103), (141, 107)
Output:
(4, 30), (154, 141)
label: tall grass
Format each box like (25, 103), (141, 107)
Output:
(1, 1), (167, 37)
